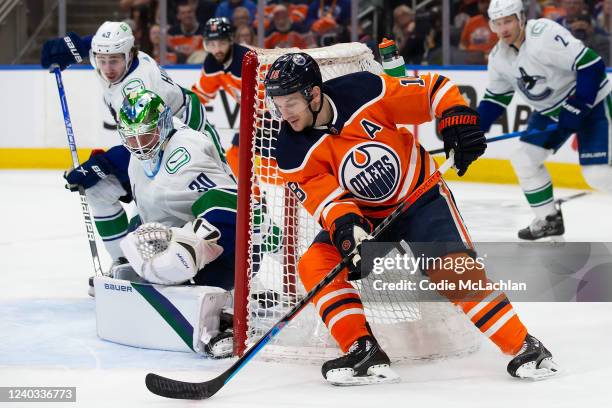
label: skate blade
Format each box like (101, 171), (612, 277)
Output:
(515, 358), (560, 381)
(326, 365), (401, 386)
(205, 337), (233, 359)
(548, 235), (565, 243)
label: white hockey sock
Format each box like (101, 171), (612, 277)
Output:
(510, 142), (556, 219)
(87, 176), (129, 260)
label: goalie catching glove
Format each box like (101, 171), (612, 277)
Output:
(438, 105), (486, 176)
(120, 217), (224, 285)
(330, 214), (373, 281)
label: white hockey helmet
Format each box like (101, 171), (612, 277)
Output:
(90, 21), (135, 83)
(488, 0), (524, 22)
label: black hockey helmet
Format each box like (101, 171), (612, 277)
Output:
(264, 53), (323, 125)
(264, 53), (322, 99)
(203, 17), (234, 40)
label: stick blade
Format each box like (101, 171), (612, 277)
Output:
(145, 373), (223, 400)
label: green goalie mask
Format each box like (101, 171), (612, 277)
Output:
(118, 89), (173, 177)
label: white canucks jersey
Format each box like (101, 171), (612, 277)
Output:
(484, 18), (610, 116)
(98, 51), (203, 129)
(128, 118), (236, 227)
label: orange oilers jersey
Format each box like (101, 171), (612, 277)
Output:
(191, 43), (249, 104)
(275, 71), (467, 231)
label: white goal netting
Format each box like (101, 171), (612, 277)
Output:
(236, 43), (480, 363)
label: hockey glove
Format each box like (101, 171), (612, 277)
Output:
(64, 149), (116, 191)
(330, 213), (373, 281)
(558, 97), (590, 132)
(120, 218), (223, 285)
(41, 32), (92, 70)
(438, 105), (487, 177)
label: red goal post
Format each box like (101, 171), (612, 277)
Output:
(234, 44), (480, 362)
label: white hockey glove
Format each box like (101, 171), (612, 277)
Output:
(120, 218), (224, 285)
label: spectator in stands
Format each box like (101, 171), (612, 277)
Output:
(235, 24), (256, 46)
(569, 12), (610, 64)
(306, 0), (351, 46)
(288, 2), (309, 29)
(556, 0), (588, 29)
(215, 0), (257, 24)
(392, 4), (414, 40)
(459, 0), (498, 55)
(392, 5), (425, 64)
(149, 23), (178, 64)
(232, 6), (253, 28)
(126, 3), (155, 55)
(166, 1), (217, 27)
(265, 4), (308, 49)
(168, 0), (204, 63)
(596, 0), (612, 33)
(453, 0), (480, 28)
(120, 0), (152, 13)
(541, 0), (566, 20)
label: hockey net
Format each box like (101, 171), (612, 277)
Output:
(234, 43), (480, 363)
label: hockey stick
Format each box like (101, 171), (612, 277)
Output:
(555, 191), (590, 206)
(144, 154), (456, 400)
(51, 65), (103, 277)
(428, 124), (558, 155)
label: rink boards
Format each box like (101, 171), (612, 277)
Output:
(0, 65), (605, 189)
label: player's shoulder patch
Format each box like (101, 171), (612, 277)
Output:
(164, 146), (192, 174)
(275, 124), (328, 172)
(322, 72), (384, 127)
(528, 18), (553, 37)
(162, 125), (204, 175)
(121, 78), (145, 98)
(324, 71), (383, 98)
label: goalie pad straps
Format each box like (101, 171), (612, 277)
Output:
(120, 219), (224, 285)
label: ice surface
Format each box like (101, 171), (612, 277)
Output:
(1, 170), (611, 407)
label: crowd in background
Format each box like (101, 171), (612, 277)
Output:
(118, 0), (355, 64)
(393, 0), (612, 65)
(117, 0), (612, 65)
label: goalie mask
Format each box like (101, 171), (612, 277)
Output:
(118, 89), (173, 177)
(264, 52), (323, 124)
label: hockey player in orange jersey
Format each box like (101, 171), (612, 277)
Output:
(192, 17), (249, 177)
(264, 52), (559, 385)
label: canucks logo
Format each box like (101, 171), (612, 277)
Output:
(339, 143), (401, 202)
(516, 67), (552, 101)
(122, 78), (145, 98)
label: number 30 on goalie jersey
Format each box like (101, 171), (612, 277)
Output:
(276, 71), (467, 231)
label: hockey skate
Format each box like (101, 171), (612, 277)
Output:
(204, 311), (234, 359)
(518, 208), (564, 241)
(322, 335), (400, 386)
(507, 334), (560, 380)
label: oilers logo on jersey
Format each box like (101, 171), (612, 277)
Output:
(339, 143), (401, 202)
(275, 70), (467, 229)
